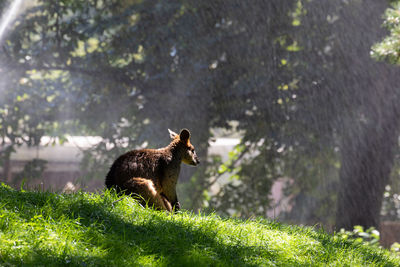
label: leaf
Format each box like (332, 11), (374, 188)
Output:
(218, 164), (228, 174)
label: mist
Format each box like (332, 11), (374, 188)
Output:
(1, 0), (400, 247)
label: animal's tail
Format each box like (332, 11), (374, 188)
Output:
(105, 166), (115, 189)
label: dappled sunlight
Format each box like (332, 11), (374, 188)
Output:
(0, 185), (398, 265)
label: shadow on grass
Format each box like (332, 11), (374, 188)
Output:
(0, 185), (283, 266)
(2, 185), (394, 266)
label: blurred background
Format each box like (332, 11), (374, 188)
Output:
(1, 0), (400, 244)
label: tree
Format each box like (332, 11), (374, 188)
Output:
(334, 0), (400, 229)
(0, 0), (239, 209)
(205, 0), (400, 231)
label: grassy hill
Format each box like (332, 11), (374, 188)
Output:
(0, 183), (398, 266)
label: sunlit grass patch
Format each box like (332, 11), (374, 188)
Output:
(0, 183), (399, 266)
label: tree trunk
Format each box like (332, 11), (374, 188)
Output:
(334, 0), (400, 230)
(336, 106), (400, 230)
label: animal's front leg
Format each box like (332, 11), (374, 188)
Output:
(172, 200), (181, 211)
(169, 193), (180, 211)
(160, 193), (173, 212)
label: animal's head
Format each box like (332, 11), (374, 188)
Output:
(169, 128), (200, 166)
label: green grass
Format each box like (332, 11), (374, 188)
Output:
(0, 183), (399, 266)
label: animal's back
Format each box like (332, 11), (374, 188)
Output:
(105, 148), (165, 189)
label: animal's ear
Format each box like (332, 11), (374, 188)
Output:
(168, 129), (178, 139)
(179, 129), (190, 142)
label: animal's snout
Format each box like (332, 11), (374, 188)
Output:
(190, 156), (200, 166)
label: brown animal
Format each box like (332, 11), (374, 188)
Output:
(105, 129), (199, 211)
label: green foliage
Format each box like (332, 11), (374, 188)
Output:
(335, 226), (381, 247)
(0, 184), (399, 266)
(1, 0), (305, 213)
(371, 1), (400, 64)
(381, 185), (400, 221)
(392, 242), (400, 254)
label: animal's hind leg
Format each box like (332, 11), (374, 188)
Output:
(123, 178), (172, 211)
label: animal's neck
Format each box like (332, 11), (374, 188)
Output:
(150, 145), (179, 190)
(164, 140), (182, 163)
(160, 141), (182, 176)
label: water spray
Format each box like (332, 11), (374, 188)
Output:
(0, 0), (24, 44)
